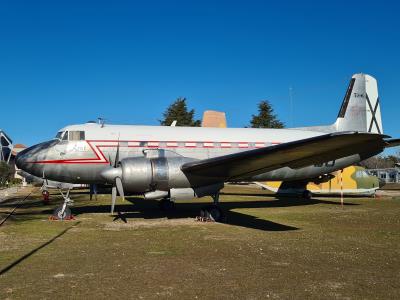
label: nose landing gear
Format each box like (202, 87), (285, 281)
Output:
(51, 189), (74, 220)
(52, 205), (72, 220)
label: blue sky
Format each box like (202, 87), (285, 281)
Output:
(0, 0), (399, 152)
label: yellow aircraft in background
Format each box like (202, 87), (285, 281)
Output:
(256, 166), (380, 197)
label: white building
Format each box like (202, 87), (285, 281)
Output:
(368, 168), (400, 183)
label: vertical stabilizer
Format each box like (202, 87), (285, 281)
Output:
(334, 74), (383, 134)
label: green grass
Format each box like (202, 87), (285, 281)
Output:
(1, 185), (400, 299)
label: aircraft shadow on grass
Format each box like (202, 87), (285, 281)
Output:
(2, 191), (359, 232)
(56, 195), (359, 231)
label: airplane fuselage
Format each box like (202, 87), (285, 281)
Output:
(16, 123), (366, 190)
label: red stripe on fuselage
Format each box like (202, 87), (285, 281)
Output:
(28, 139), (281, 164)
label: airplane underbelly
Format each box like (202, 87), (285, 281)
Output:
(249, 154), (361, 181)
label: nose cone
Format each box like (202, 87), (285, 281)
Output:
(15, 140), (56, 175)
(15, 147), (31, 170)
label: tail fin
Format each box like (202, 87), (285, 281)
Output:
(334, 73), (383, 134)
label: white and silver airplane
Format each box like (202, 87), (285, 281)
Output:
(16, 74), (399, 221)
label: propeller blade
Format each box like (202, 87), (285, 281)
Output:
(115, 177), (125, 201)
(111, 186), (117, 214)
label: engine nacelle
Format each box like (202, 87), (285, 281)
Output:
(119, 156), (195, 193)
(144, 188), (195, 200)
(144, 184), (224, 200)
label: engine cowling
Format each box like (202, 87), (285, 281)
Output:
(116, 156), (195, 193)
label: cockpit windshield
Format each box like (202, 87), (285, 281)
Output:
(55, 131), (64, 140)
(55, 131), (85, 141)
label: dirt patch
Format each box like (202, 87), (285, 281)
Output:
(376, 189), (400, 197)
(0, 186), (36, 204)
(103, 217), (213, 230)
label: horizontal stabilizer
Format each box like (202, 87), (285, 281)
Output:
(385, 138), (400, 148)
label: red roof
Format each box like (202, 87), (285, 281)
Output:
(12, 144), (27, 156)
(14, 144), (27, 148)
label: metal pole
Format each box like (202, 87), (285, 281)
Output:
(7, 145), (13, 164)
(0, 141), (3, 162)
(340, 169), (344, 208)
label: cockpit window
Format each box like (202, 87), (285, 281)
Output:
(356, 170), (370, 178)
(62, 131), (68, 141)
(55, 132), (63, 139)
(69, 131), (85, 141)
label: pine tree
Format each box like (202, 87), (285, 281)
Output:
(0, 161), (12, 186)
(250, 100), (284, 128)
(160, 97), (201, 126)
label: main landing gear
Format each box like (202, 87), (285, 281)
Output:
(198, 193), (225, 223)
(51, 189), (74, 220)
(302, 189), (312, 200)
(158, 198), (175, 211)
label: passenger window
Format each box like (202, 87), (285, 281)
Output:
(69, 131), (85, 141)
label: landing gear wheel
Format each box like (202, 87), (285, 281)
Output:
(200, 205), (225, 222)
(302, 190), (312, 200)
(159, 199), (175, 211)
(52, 205), (72, 220)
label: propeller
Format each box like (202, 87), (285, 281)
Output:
(102, 139), (125, 214)
(111, 177), (124, 214)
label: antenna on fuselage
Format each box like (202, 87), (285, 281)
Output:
(97, 117), (106, 128)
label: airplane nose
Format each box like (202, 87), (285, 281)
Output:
(15, 140), (55, 172)
(15, 147), (31, 170)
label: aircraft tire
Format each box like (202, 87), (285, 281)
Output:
(302, 190), (312, 200)
(159, 199), (175, 211)
(52, 206), (72, 220)
(201, 205), (225, 222)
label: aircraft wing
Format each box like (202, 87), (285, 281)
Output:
(181, 132), (387, 185)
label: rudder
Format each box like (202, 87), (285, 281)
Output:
(334, 74), (383, 134)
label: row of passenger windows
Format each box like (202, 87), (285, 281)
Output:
(123, 141), (269, 148)
(55, 131), (85, 141)
(53, 132), (278, 148)
(53, 133), (272, 148)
